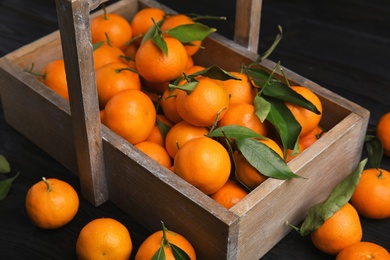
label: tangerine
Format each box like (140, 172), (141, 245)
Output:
(39, 59), (69, 100)
(174, 136), (231, 195)
(130, 7), (165, 45)
(350, 168), (390, 219)
(286, 86), (323, 136)
(25, 177), (79, 229)
(76, 218), (132, 260)
(135, 141), (172, 169)
(210, 179), (249, 209)
(102, 89), (156, 144)
(223, 71), (257, 105)
(336, 241), (390, 260)
(311, 202), (362, 255)
(376, 112), (390, 157)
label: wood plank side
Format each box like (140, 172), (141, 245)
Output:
(234, 0), (262, 52)
(102, 128), (241, 259)
(0, 58), (78, 173)
(55, 0), (108, 206)
(233, 111), (369, 259)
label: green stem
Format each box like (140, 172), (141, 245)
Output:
(42, 177), (52, 192)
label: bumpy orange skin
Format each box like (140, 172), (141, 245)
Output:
(336, 241), (390, 260)
(376, 112), (390, 157)
(210, 179), (249, 209)
(223, 71), (257, 105)
(350, 168), (390, 219)
(102, 89), (156, 144)
(175, 77), (230, 127)
(286, 86), (323, 136)
(311, 203), (362, 255)
(40, 59), (69, 100)
(135, 230), (196, 260)
(174, 136), (231, 195)
(76, 218), (132, 260)
(134, 141), (172, 169)
(135, 37), (188, 83)
(25, 178), (79, 229)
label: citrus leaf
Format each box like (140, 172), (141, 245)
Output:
(141, 19), (165, 45)
(167, 23), (216, 42)
(263, 83), (321, 114)
(247, 67), (279, 88)
(0, 172), (20, 201)
(157, 119), (172, 142)
(208, 125), (266, 139)
(253, 95), (271, 122)
(169, 81), (199, 95)
(170, 243), (191, 260)
(187, 65), (240, 81)
(152, 33), (168, 57)
(365, 134), (383, 169)
(260, 96), (301, 152)
(0, 155), (11, 174)
(235, 138), (303, 179)
(298, 158), (367, 236)
(151, 245), (166, 260)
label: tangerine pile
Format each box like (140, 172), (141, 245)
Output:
(33, 6), (326, 209)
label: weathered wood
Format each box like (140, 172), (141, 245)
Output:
(0, 0), (370, 258)
(55, 0), (108, 206)
(235, 0), (262, 52)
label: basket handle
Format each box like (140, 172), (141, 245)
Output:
(234, 0), (262, 52)
(55, 0), (109, 206)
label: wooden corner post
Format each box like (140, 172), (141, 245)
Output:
(54, 0), (109, 206)
(234, 0), (262, 52)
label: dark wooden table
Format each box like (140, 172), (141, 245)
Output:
(1, 0), (389, 259)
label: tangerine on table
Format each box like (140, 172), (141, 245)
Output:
(95, 61), (141, 108)
(102, 89), (156, 144)
(376, 111), (390, 157)
(135, 229), (196, 260)
(39, 59), (69, 100)
(311, 202), (362, 255)
(25, 177), (79, 229)
(234, 138), (284, 190)
(174, 136), (231, 195)
(217, 102), (268, 137)
(76, 218), (132, 260)
(135, 140), (172, 169)
(130, 7), (165, 45)
(135, 37), (188, 83)
(91, 12), (132, 51)
(286, 86), (323, 136)
(165, 120), (209, 159)
(223, 71), (257, 105)
(175, 76), (230, 127)
(350, 168), (390, 219)
(160, 14), (202, 57)
(336, 241), (390, 260)
(210, 179), (249, 209)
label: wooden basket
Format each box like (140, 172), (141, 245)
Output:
(0, 0), (369, 258)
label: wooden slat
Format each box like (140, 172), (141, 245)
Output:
(234, 0), (262, 52)
(54, 0), (108, 206)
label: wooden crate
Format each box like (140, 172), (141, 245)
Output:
(0, 0), (369, 259)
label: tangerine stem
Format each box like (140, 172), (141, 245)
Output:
(42, 177), (52, 192)
(160, 221), (170, 247)
(377, 168), (384, 179)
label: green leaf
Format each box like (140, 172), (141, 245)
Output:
(298, 158), (367, 236)
(170, 243), (191, 260)
(247, 67), (279, 88)
(157, 118), (172, 142)
(263, 83), (321, 114)
(169, 81), (199, 95)
(166, 23), (216, 43)
(0, 172), (20, 201)
(152, 33), (168, 57)
(0, 155), (11, 174)
(141, 19), (165, 45)
(260, 96), (301, 152)
(208, 125), (266, 139)
(253, 95), (271, 122)
(235, 138), (303, 179)
(187, 65), (240, 81)
(365, 134), (383, 169)
(151, 245), (166, 260)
